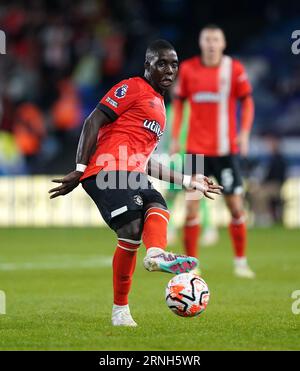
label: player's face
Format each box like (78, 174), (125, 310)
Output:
(199, 29), (226, 59)
(147, 49), (179, 93)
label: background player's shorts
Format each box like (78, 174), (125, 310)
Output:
(186, 154), (243, 195)
(81, 171), (167, 231)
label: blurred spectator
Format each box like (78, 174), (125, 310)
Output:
(0, 131), (26, 175)
(248, 136), (287, 226)
(0, 0), (300, 175)
(52, 79), (82, 131)
(13, 102), (45, 174)
(40, 16), (72, 73)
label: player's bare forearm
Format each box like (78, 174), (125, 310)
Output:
(147, 156), (183, 186)
(76, 109), (111, 165)
(240, 95), (254, 134)
(49, 108), (111, 199)
(238, 95), (254, 157)
(146, 157), (223, 200)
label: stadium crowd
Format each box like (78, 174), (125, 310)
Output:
(0, 0), (299, 180)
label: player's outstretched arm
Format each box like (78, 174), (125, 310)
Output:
(147, 157), (222, 200)
(238, 94), (254, 157)
(49, 109), (111, 199)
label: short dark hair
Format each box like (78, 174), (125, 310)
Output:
(145, 39), (176, 63)
(199, 24), (224, 36)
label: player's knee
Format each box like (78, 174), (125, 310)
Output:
(226, 196), (244, 220)
(228, 201), (243, 219)
(186, 200), (199, 218)
(117, 217), (143, 241)
(230, 207), (244, 220)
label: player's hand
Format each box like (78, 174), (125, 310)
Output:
(185, 175), (223, 200)
(238, 131), (250, 157)
(169, 139), (180, 155)
(49, 171), (83, 199)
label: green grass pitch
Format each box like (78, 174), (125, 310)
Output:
(0, 226), (299, 350)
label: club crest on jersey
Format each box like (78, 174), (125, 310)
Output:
(114, 84), (128, 99)
(133, 195), (143, 206)
(143, 119), (163, 140)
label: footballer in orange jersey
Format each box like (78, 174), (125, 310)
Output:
(49, 40), (222, 326)
(171, 25), (255, 279)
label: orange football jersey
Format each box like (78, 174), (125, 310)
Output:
(81, 77), (166, 180)
(175, 56), (252, 156)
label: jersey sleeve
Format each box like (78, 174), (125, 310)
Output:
(174, 63), (188, 99)
(97, 79), (140, 121)
(233, 60), (252, 98)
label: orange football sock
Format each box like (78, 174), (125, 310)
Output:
(183, 217), (200, 258)
(113, 239), (140, 306)
(229, 215), (247, 258)
(142, 207), (170, 250)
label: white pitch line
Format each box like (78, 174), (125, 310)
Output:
(0, 256), (112, 271)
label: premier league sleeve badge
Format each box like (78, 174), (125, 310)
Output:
(114, 84), (128, 99)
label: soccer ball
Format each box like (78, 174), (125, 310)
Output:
(165, 273), (210, 317)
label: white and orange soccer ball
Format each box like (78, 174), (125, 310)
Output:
(165, 273), (210, 317)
